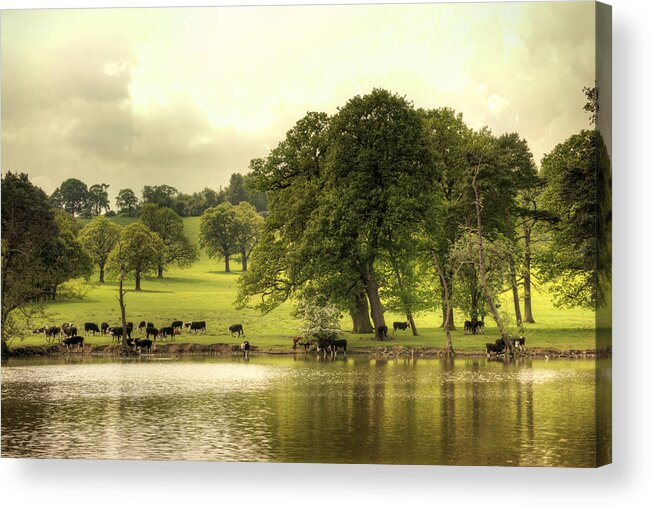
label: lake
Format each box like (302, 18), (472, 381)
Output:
(1, 354), (611, 466)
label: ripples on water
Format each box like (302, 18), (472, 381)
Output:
(1, 356), (610, 466)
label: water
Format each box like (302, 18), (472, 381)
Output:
(1, 355), (610, 466)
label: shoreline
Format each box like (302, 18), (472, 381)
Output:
(2, 342), (611, 360)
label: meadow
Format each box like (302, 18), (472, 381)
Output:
(11, 217), (602, 352)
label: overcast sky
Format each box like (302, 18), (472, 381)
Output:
(1, 2), (596, 201)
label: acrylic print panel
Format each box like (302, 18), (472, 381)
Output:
(0, 1), (611, 467)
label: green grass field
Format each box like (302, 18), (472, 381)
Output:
(9, 217), (604, 352)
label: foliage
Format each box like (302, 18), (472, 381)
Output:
(78, 216), (122, 282)
(50, 178), (89, 216)
(115, 188), (139, 217)
(86, 183), (111, 217)
(141, 184), (179, 210)
(199, 202), (239, 271)
(293, 298), (343, 340)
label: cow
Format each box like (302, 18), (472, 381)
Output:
(240, 340), (250, 358)
(134, 338), (153, 353)
(184, 321), (206, 334)
(62, 336), (84, 349)
(512, 336), (526, 350)
(100, 322), (109, 335)
(333, 338), (348, 355)
(84, 322), (100, 335)
(63, 325), (78, 338)
(473, 320), (485, 335)
(45, 326), (62, 343)
(486, 338), (506, 357)
(146, 327), (159, 341)
(171, 320), (184, 332)
(108, 326), (123, 342)
(147, 322), (155, 329)
(158, 326), (174, 341)
(33, 326), (47, 334)
(377, 325), (388, 340)
(126, 322), (134, 337)
(317, 337), (335, 355)
(138, 321), (147, 333)
(126, 338), (135, 348)
(464, 320), (473, 334)
(229, 324), (244, 337)
(393, 321), (410, 334)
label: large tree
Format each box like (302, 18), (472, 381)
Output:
(141, 184), (178, 209)
(107, 223), (165, 290)
(50, 178), (89, 216)
(115, 188), (139, 217)
(200, 202), (239, 273)
(78, 216), (122, 283)
(86, 183), (111, 217)
(140, 204), (198, 277)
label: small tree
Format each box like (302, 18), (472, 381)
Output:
(293, 298), (343, 342)
(200, 202), (238, 273)
(115, 188), (139, 217)
(78, 216), (121, 282)
(107, 223), (165, 290)
(232, 202), (263, 272)
(87, 183), (111, 217)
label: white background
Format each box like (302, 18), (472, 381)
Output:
(1, 1), (648, 505)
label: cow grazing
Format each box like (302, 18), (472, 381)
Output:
(171, 320), (184, 331)
(472, 320), (485, 335)
(100, 322), (109, 335)
(512, 336), (526, 349)
(333, 338), (347, 355)
(146, 322), (155, 329)
(108, 326), (123, 342)
(134, 338), (153, 353)
(62, 336), (84, 349)
(63, 325), (78, 338)
(45, 326), (62, 343)
(84, 322), (100, 335)
(464, 320), (473, 334)
(138, 321), (147, 333)
(184, 321), (206, 334)
(229, 324), (244, 337)
(146, 327), (159, 341)
(159, 326), (174, 341)
(393, 321), (410, 334)
(377, 325), (388, 340)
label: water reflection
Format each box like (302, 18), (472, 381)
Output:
(1, 355), (609, 466)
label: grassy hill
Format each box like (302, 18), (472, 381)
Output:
(12, 216), (601, 352)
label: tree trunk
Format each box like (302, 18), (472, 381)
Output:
(439, 278), (456, 330)
(157, 264), (164, 278)
(407, 311), (418, 336)
(472, 166), (512, 353)
(119, 265), (129, 351)
(360, 264), (386, 340)
(135, 271), (141, 291)
(509, 255), (523, 328)
(350, 291), (374, 334)
(224, 254), (231, 273)
(523, 227), (536, 323)
(99, 264), (105, 283)
(241, 249), (248, 272)
(434, 258), (454, 355)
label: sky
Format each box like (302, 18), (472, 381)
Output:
(1, 1), (597, 201)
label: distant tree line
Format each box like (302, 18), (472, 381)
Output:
(49, 172), (267, 219)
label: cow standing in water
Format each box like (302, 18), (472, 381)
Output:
(240, 341), (250, 358)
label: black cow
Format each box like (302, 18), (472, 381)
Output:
(100, 322), (109, 335)
(512, 336), (526, 349)
(126, 322), (134, 336)
(147, 322), (155, 329)
(146, 327), (159, 340)
(229, 324), (244, 337)
(333, 338), (347, 355)
(108, 326), (123, 342)
(126, 338), (135, 348)
(138, 321), (147, 333)
(377, 325), (388, 340)
(134, 338), (153, 353)
(63, 325), (78, 337)
(486, 338), (506, 357)
(159, 326), (174, 341)
(62, 336), (84, 349)
(171, 320), (184, 331)
(185, 321), (206, 334)
(317, 337), (335, 355)
(464, 320), (473, 334)
(393, 321), (410, 334)
(45, 326), (62, 343)
(240, 340), (250, 358)
(473, 320), (485, 334)
(84, 322), (100, 335)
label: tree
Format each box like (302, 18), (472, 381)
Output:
(107, 223), (165, 290)
(232, 202), (263, 272)
(115, 188), (139, 217)
(140, 204), (198, 277)
(2, 172), (61, 334)
(141, 184), (178, 209)
(78, 216), (121, 283)
(200, 202), (239, 272)
(50, 178), (88, 216)
(86, 183), (111, 217)
(227, 173), (248, 205)
(293, 297), (343, 342)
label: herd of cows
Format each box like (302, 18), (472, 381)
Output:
(32, 320), (246, 353)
